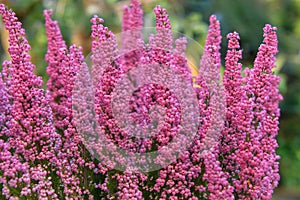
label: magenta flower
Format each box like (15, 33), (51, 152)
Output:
(237, 24), (281, 199)
(0, 0), (282, 199)
(199, 15), (222, 84)
(44, 9), (97, 199)
(221, 25), (282, 199)
(0, 4), (60, 199)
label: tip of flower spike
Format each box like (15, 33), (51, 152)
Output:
(209, 15), (220, 28)
(209, 15), (217, 22)
(254, 24), (278, 73)
(122, 0), (143, 32)
(123, 5), (129, 12)
(226, 32), (240, 40)
(226, 32), (240, 49)
(206, 15), (221, 44)
(122, 0), (141, 14)
(263, 24), (278, 47)
(90, 15), (104, 24)
(130, 0), (141, 7)
(264, 24), (277, 32)
(208, 14), (220, 31)
(154, 5), (171, 29)
(0, 4), (5, 10)
(0, 4), (8, 15)
(43, 9), (53, 18)
(200, 14), (222, 80)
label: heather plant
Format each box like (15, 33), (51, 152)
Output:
(0, 0), (282, 199)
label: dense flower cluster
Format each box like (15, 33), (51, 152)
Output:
(44, 9), (96, 199)
(0, 0), (281, 199)
(0, 4), (61, 199)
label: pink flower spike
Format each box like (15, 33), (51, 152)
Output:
(199, 14), (222, 83)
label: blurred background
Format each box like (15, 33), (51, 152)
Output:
(0, 0), (299, 199)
